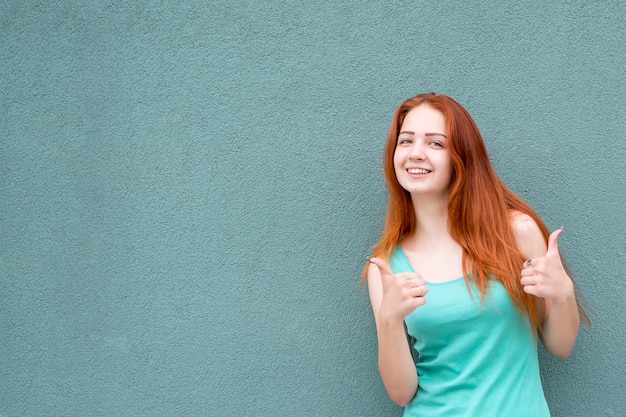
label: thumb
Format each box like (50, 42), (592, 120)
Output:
(368, 257), (393, 279)
(547, 226), (564, 255)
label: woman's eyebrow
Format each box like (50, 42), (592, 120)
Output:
(399, 131), (447, 138)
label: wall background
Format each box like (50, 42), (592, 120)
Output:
(1, 1), (624, 416)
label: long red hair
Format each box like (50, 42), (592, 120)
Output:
(364, 93), (550, 333)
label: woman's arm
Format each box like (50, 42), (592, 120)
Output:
(367, 259), (426, 406)
(512, 214), (580, 358)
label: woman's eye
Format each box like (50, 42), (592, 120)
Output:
(398, 138), (412, 145)
(430, 141), (443, 148)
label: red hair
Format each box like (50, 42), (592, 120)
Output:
(364, 93), (550, 333)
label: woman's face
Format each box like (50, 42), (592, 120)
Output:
(393, 104), (452, 197)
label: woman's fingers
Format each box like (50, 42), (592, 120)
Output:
(368, 257), (393, 280)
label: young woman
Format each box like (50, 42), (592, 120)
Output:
(364, 93), (588, 416)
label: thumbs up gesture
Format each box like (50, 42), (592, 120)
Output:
(369, 257), (428, 322)
(520, 227), (575, 301)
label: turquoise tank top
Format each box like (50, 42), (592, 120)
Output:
(390, 246), (550, 417)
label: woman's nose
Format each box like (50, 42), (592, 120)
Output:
(408, 143), (426, 160)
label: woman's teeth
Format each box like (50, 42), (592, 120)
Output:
(408, 168), (430, 175)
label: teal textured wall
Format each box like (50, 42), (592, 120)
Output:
(1, 1), (624, 416)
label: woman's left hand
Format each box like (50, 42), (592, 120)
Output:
(520, 227), (575, 301)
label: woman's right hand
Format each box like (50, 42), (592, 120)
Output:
(366, 257), (426, 405)
(369, 257), (428, 322)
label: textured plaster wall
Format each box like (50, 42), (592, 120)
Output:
(1, 1), (624, 416)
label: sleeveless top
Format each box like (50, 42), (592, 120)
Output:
(390, 246), (550, 417)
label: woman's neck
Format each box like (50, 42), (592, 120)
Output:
(409, 192), (453, 248)
(403, 192), (465, 282)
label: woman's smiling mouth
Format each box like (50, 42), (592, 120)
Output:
(407, 168), (431, 175)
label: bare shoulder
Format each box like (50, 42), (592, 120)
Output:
(367, 262), (382, 283)
(366, 262), (384, 321)
(509, 210), (546, 259)
(510, 210), (540, 237)
(367, 262), (384, 297)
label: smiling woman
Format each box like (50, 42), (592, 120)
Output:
(393, 105), (452, 199)
(362, 93), (590, 416)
